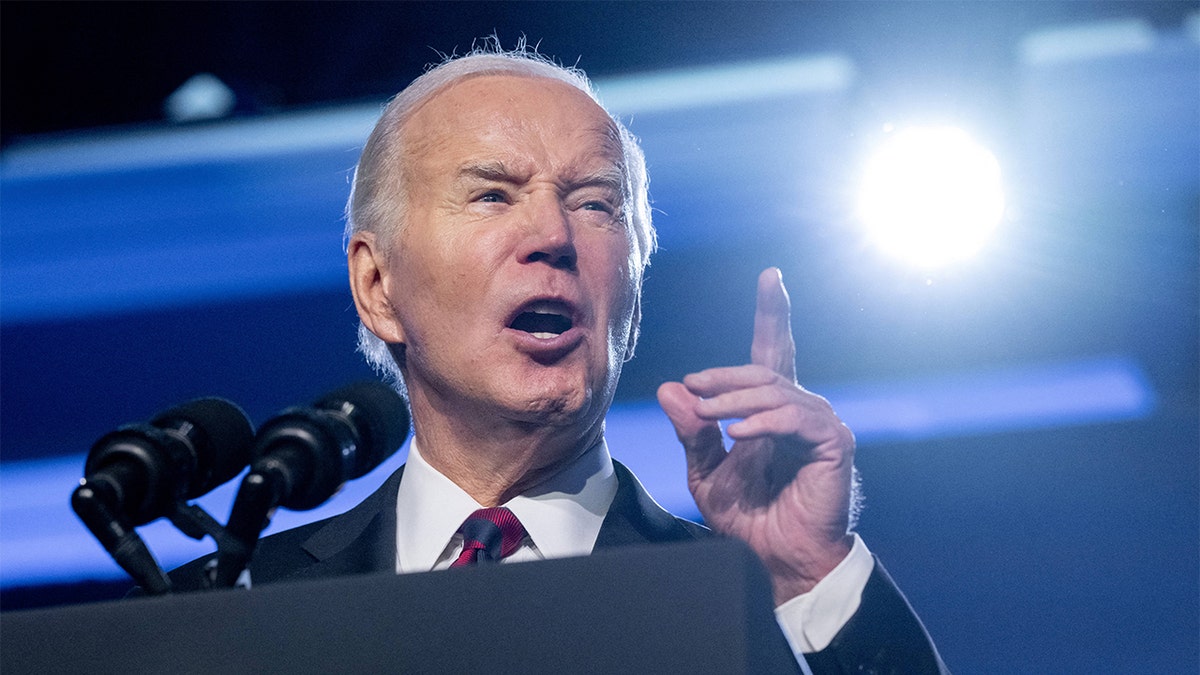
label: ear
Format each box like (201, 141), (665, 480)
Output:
(623, 291), (642, 362)
(348, 232), (406, 344)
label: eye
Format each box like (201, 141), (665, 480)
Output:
(581, 201), (612, 213)
(478, 190), (507, 203)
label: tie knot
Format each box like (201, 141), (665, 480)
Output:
(450, 507), (526, 567)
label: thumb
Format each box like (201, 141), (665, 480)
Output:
(657, 381), (726, 479)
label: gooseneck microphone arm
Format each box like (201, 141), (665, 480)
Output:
(72, 468), (173, 595)
(214, 432), (320, 588)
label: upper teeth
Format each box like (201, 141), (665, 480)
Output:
(527, 301), (565, 316)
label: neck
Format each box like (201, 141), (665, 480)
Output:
(407, 393), (606, 506)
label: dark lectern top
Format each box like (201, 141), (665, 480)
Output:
(2, 538), (800, 674)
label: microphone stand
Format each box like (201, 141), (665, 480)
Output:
(73, 477), (241, 594)
(72, 478), (172, 595)
(212, 446), (311, 588)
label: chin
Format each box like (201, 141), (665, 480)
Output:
(511, 390), (591, 425)
(491, 352), (621, 427)
(499, 375), (602, 427)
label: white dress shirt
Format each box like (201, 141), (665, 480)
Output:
(394, 438), (873, 655)
(395, 439), (617, 573)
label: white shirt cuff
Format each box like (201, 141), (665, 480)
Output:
(773, 533), (873, 654)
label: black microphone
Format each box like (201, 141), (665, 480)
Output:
(215, 381), (409, 587)
(72, 397), (255, 594)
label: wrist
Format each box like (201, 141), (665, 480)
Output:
(769, 533), (856, 606)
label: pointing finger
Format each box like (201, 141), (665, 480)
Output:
(750, 267), (797, 382)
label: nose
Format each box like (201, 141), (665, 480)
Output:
(517, 193), (577, 270)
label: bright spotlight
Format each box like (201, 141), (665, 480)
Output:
(858, 126), (1005, 268)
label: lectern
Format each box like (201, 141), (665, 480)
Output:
(2, 538), (801, 673)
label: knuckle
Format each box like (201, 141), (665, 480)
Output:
(835, 422), (856, 451)
(766, 387), (791, 408)
(808, 391), (834, 411)
(755, 364), (786, 385)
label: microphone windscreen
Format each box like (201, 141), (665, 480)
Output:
(151, 397), (255, 495)
(314, 380), (409, 478)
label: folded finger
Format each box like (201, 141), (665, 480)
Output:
(682, 364), (781, 397)
(693, 384), (796, 421)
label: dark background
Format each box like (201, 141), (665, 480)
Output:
(5, 2), (1194, 142)
(2, 2), (1197, 671)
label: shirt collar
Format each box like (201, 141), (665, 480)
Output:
(395, 436), (617, 573)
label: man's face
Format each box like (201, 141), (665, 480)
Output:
(377, 74), (641, 432)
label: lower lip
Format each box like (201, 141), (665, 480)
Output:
(504, 325), (585, 358)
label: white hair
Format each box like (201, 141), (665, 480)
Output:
(344, 44), (656, 391)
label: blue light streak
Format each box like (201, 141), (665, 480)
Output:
(0, 356), (1154, 588)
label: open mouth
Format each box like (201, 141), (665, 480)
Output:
(509, 301), (575, 339)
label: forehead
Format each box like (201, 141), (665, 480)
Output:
(399, 74), (624, 176)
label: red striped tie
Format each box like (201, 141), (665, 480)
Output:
(450, 507), (527, 567)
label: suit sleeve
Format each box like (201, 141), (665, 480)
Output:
(801, 558), (949, 674)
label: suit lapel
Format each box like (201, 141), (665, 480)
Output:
(290, 465), (406, 580)
(594, 460), (709, 548)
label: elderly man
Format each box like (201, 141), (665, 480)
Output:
(175, 48), (945, 672)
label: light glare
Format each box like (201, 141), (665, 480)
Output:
(858, 126), (1005, 268)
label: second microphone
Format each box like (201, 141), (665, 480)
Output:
(215, 381), (410, 588)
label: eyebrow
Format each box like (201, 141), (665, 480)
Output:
(573, 166), (625, 194)
(457, 160), (625, 194)
(458, 160), (519, 182)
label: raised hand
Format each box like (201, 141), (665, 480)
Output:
(657, 268), (857, 605)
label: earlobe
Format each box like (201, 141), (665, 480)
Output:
(347, 232), (406, 344)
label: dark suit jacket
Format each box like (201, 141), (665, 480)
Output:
(170, 461), (947, 674)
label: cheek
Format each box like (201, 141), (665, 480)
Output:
(386, 240), (454, 339)
(593, 242), (640, 335)
(390, 229), (509, 333)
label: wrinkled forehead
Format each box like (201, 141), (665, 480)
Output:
(398, 73), (625, 177)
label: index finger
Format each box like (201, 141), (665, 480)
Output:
(750, 267), (797, 382)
